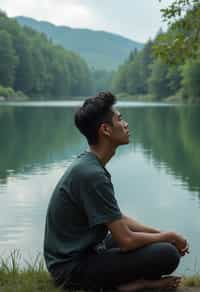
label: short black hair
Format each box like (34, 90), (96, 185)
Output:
(74, 91), (117, 145)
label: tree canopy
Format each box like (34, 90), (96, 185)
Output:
(154, 0), (200, 63)
(111, 1), (200, 102)
(0, 12), (93, 99)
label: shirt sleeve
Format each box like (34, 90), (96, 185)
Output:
(80, 176), (122, 228)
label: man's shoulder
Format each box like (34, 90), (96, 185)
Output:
(62, 152), (108, 186)
(74, 152), (106, 178)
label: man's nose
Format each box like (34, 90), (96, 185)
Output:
(124, 121), (128, 128)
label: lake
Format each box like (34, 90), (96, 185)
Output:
(0, 101), (200, 276)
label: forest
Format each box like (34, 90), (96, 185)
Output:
(111, 1), (200, 102)
(1, 1), (200, 102)
(0, 11), (93, 99)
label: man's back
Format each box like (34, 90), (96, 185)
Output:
(44, 151), (122, 281)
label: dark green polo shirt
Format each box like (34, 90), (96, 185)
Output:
(44, 151), (122, 281)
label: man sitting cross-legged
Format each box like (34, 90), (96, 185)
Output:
(44, 92), (189, 291)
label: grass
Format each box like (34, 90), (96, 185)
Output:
(0, 250), (200, 291)
(182, 275), (200, 287)
(0, 250), (61, 292)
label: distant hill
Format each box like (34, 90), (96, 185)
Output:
(16, 16), (144, 70)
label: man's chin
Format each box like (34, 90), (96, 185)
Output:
(126, 136), (130, 144)
(121, 139), (130, 145)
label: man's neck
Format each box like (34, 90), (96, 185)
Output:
(89, 143), (116, 166)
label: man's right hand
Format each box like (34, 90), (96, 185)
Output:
(162, 232), (189, 256)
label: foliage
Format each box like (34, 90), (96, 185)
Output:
(147, 59), (182, 99)
(182, 275), (200, 286)
(0, 250), (61, 291)
(111, 41), (154, 95)
(0, 13), (93, 99)
(181, 56), (200, 99)
(155, 0), (200, 63)
(92, 69), (114, 94)
(111, 1), (200, 102)
(159, 0), (200, 23)
(0, 86), (15, 98)
(147, 59), (171, 99)
(0, 30), (18, 87)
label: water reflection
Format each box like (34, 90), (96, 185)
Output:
(0, 104), (200, 274)
(0, 107), (86, 181)
(119, 106), (200, 195)
(0, 105), (200, 194)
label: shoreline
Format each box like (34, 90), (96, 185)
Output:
(116, 93), (200, 104)
(0, 270), (199, 291)
(0, 92), (200, 104)
(1, 251), (199, 291)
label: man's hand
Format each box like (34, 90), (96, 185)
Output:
(179, 241), (190, 256)
(162, 232), (190, 256)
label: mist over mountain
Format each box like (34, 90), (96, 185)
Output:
(16, 16), (143, 70)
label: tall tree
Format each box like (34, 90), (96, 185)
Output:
(14, 32), (34, 93)
(182, 57), (200, 100)
(148, 59), (171, 99)
(0, 30), (18, 87)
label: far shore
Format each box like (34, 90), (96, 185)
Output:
(0, 93), (200, 107)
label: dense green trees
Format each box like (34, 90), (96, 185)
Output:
(156, 0), (200, 63)
(0, 13), (93, 99)
(1, 5), (200, 102)
(0, 30), (18, 87)
(111, 41), (155, 96)
(148, 59), (171, 99)
(182, 57), (200, 100)
(91, 69), (114, 94)
(111, 1), (200, 102)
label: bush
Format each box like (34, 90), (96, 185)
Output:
(0, 85), (15, 97)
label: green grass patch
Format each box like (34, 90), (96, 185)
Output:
(0, 250), (61, 292)
(182, 275), (200, 287)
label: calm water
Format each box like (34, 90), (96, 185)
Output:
(0, 101), (200, 275)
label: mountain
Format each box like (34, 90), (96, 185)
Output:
(16, 16), (144, 70)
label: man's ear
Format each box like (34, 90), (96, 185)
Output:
(99, 123), (112, 137)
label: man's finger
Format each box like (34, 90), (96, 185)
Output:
(181, 246), (190, 254)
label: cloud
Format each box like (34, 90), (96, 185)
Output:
(0, 0), (172, 42)
(1, 0), (94, 27)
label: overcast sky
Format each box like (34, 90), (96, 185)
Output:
(0, 0), (173, 43)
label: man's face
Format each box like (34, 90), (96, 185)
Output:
(109, 109), (129, 146)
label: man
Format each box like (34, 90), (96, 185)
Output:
(44, 92), (189, 291)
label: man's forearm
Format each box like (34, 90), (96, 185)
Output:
(120, 231), (165, 252)
(121, 230), (187, 254)
(121, 232), (173, 252)
(107, 216), (188, 254)
(122, 215), (160, 234)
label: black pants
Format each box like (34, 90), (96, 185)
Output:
(58, 234), (181, 290)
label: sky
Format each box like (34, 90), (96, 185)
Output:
(0, 0), (173, 43)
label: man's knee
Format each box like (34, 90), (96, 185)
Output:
(160, 243), (181, 274)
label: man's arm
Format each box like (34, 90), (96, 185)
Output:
(106, 217), (188, 254)
(122, 214), (160, 233)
